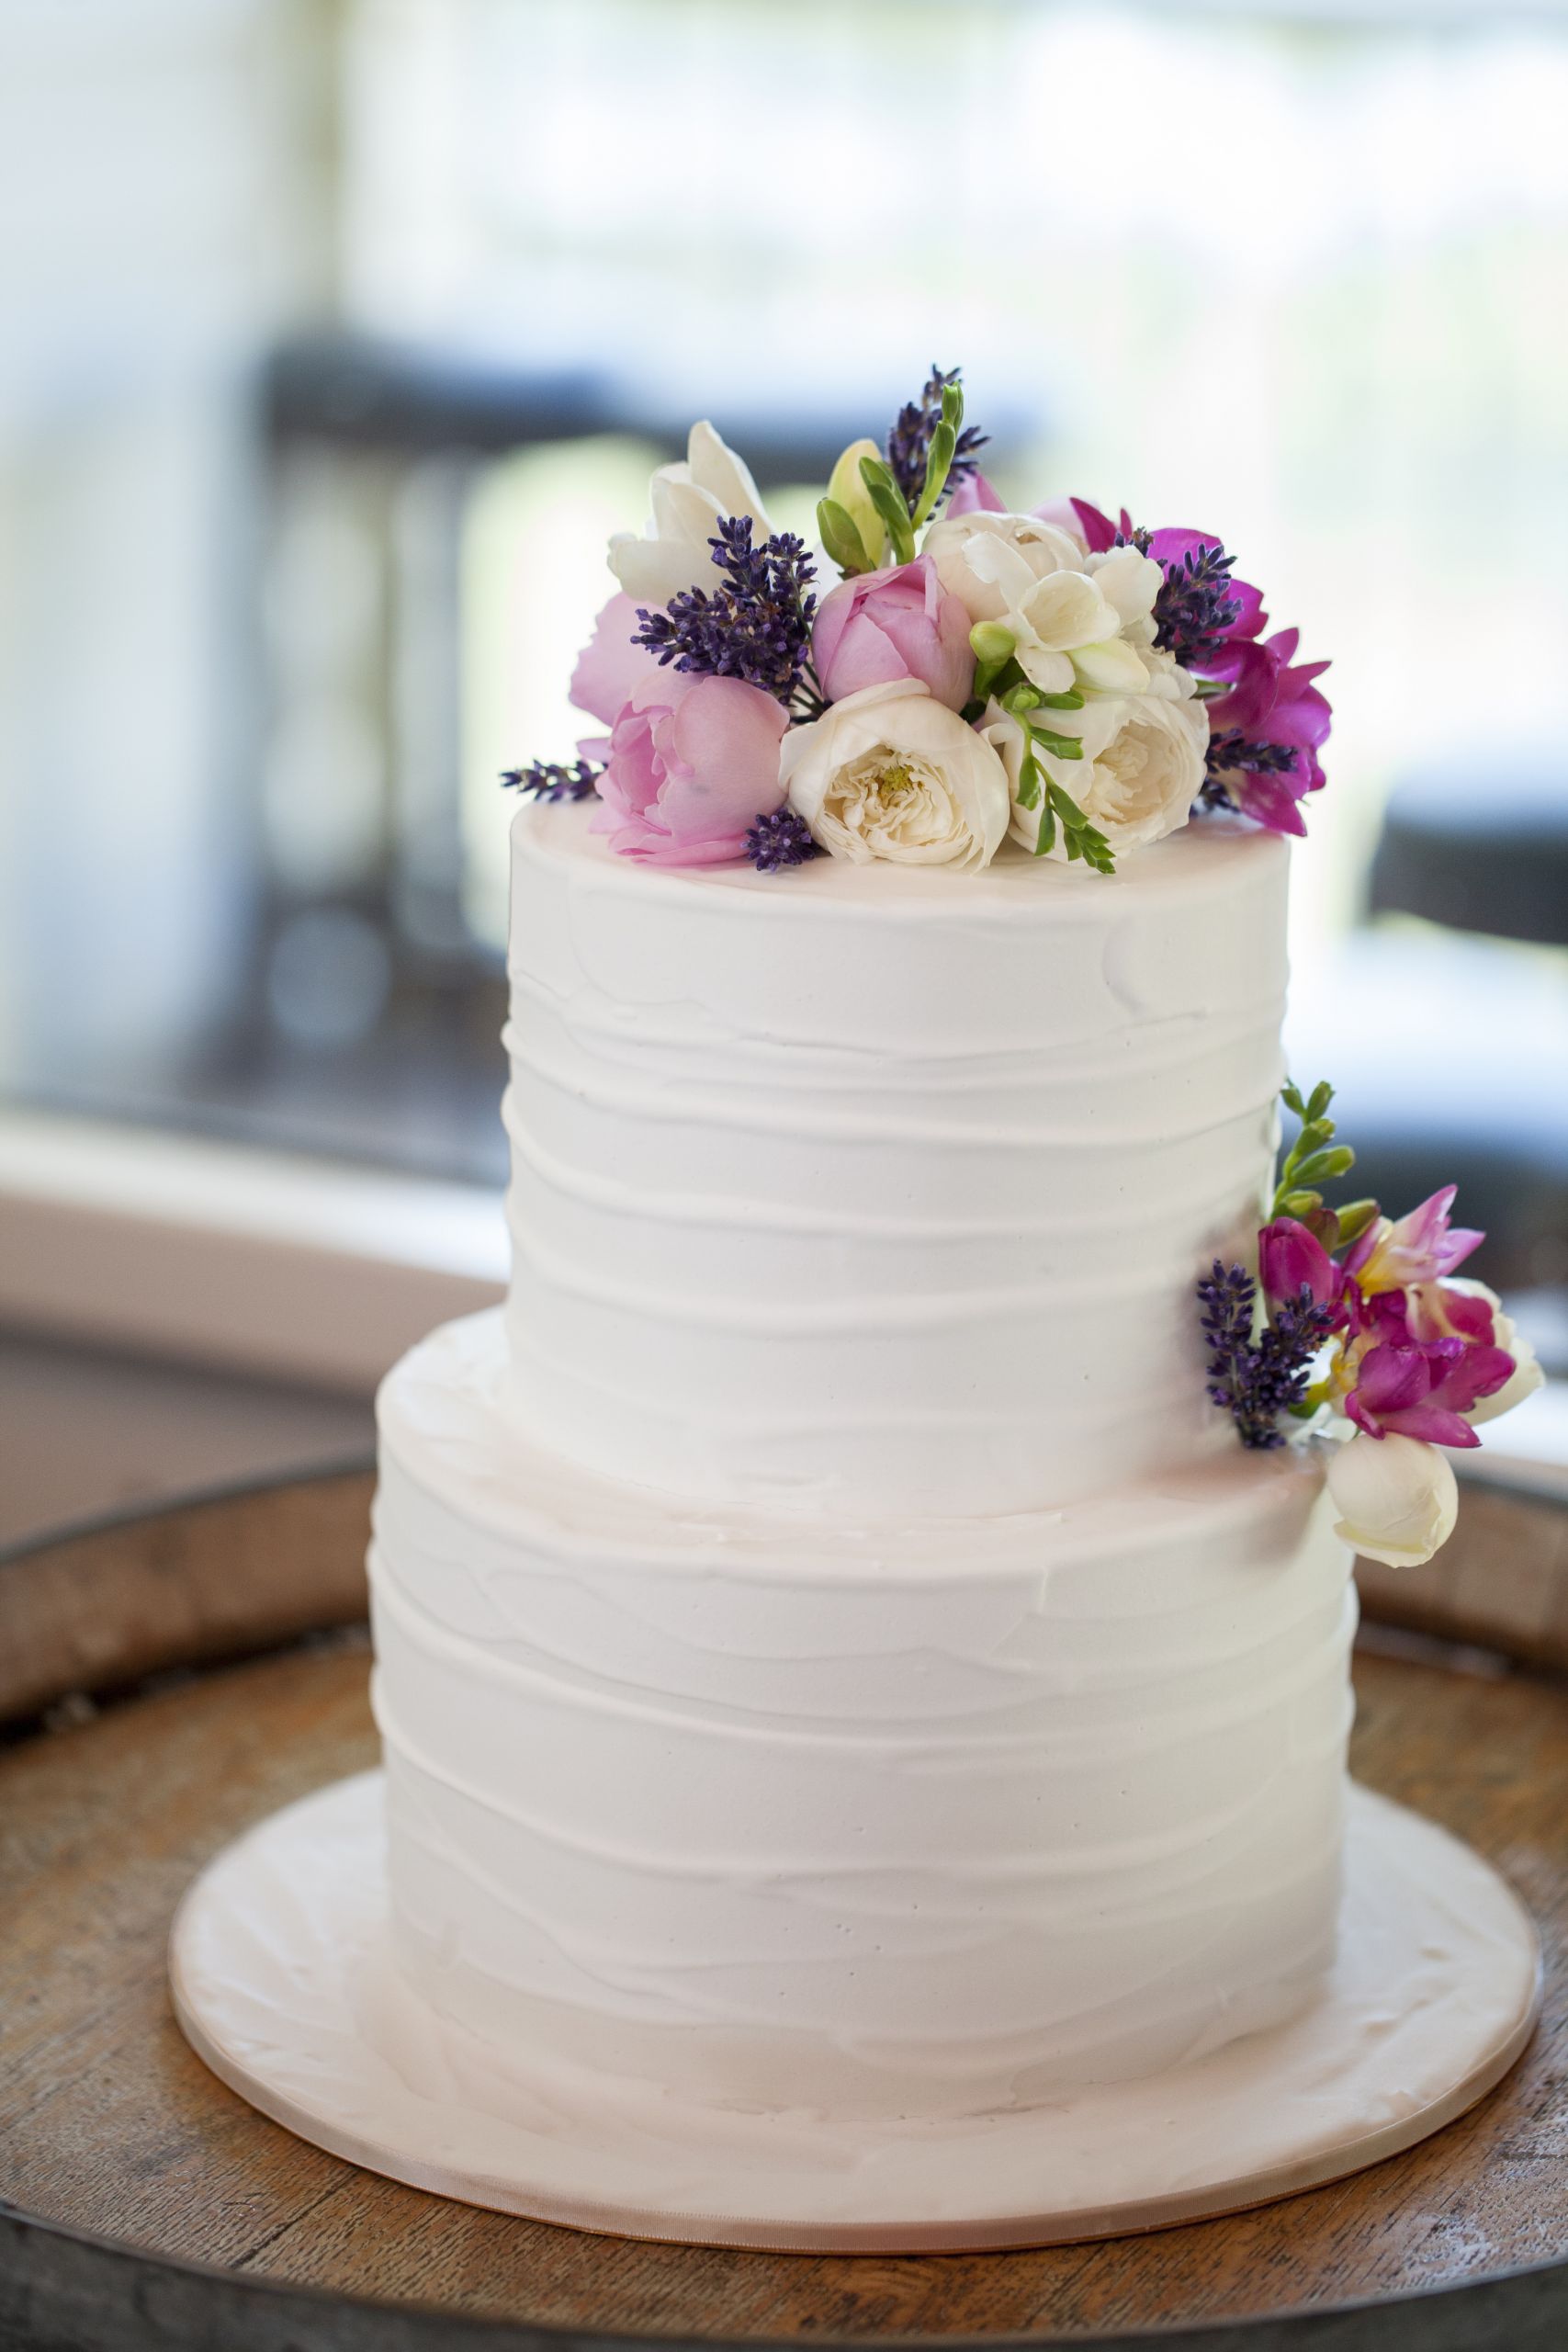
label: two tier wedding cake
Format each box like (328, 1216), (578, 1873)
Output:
(175, 370), (1541, 2246)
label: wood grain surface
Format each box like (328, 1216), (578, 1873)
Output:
(0, 1464), (374, 1724)
(2, 1476), (1566, 2340)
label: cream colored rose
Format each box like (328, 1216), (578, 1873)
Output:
(1325, 1430), (1458, 1568)
(984, 688), (1206, 862)
(609, 422), (771, 605)
(781, 682), (1010, 871)
(920, 511), (1085, 626)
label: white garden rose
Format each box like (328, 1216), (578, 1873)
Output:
(984, 687), (1206, 862)
(920, 511), (1086, 626)
(608, 422), (771, 605)
(1325, 1430), (1458, 1568)
(781, 681), (1010, 872)
(1427, 1279), (1546, 1426)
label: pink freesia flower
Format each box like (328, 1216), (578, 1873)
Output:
(813, 556), (975, 711)
(1404, 1281), (1500, 1347)
(570, 594), (666, 726)
(946, 469), (1007, 516)
(1259, 1216), (1347, 1317)
(1343, 1186), (1484, 1296)
(1203, 627), (1333, 837)
(1345, 1337), (1515, 1448)
(590, 673), (788, 866)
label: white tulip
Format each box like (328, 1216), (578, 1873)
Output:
(1325, 1430), (1458, 1568)
(782, 681), (1010, 872)
(985, 688), (1206, 863)
(921, 511), (1085, 626)
(1438, 1279), (1546, 1425)
(608, 422), (771, 605)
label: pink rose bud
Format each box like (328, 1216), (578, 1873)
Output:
(812, 556), (976, 712)
(591, 673), (788, 867)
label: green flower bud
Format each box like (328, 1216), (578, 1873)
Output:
(826, 438), (888, 571)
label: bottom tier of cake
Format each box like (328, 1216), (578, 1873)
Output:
(370, 1311), (1357, 2123)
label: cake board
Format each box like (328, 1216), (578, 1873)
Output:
(169, 1769), (1540, 2255)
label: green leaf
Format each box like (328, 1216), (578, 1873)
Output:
(1029, 727), (1083, 761)
(912, 419), (957, 530)
(1032, 786), (1056, 855)
(1049, 784), (1088, 825)
(1033, 688), (1085, 709)
(1015, 746), (1042, 811)
(817, 496), (874, 578)
(859, 456), (915, 565)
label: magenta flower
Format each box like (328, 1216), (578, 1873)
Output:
(1345, 1337), (1516, 1448)
(1404, 1282), (1500, 1347)
(570, 593), (667, 726)
(813, 555), (975, 711)
(1069, 499), (1127, 553)
(1259, 1216), (1348, 1318)
(590, 673), (788, 867)
(1066, 496), (1333, 836)
(1203, 627), (1333, 837)
(1343, 1186), (1484, 1297)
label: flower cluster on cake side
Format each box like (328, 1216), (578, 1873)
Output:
(504, 367), (1330, 875)
(1198, 1081), (1542, 1568)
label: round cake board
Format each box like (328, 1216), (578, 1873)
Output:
(169, 1772), (1540, 2256)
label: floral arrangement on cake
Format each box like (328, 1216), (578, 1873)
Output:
(1198, 1082), (1542, 1568)
(505, 368), (1331, 876)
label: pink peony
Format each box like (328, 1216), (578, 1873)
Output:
(590, 673), (788, 867)
(813, 556), (975, 711)
(570, 594), (665, 726)
(945, 469), (1008, 517)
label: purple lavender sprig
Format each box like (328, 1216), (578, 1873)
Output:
(501, 756), (601, 802)
(886, 366), (988, 514)
(633, 516), (818, 708)
(1197, 1261), (1335, 1449)
(1151, 540), (1242, 670)
(746, 808), (818, 873)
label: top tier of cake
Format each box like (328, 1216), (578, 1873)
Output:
(502, 804), (1287, 1519)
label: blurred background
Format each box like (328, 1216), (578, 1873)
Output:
(2, 0), (1566, 1541)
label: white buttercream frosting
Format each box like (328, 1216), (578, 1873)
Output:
(372, 1312), (1354, 2120)
(502, 803), (1289, 1517)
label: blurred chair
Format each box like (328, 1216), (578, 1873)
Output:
(1369, 758), (1568, 948)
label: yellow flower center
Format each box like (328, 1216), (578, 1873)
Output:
(873, 757), (917, 798)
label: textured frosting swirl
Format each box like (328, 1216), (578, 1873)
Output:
(373, 1313), (1354, 2120)
(502, 803), (1289, 1517)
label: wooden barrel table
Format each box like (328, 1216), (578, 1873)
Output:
(3, 1464), (1567, 2351)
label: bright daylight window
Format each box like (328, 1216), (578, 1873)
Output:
(2, 0), (1566, 1271)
